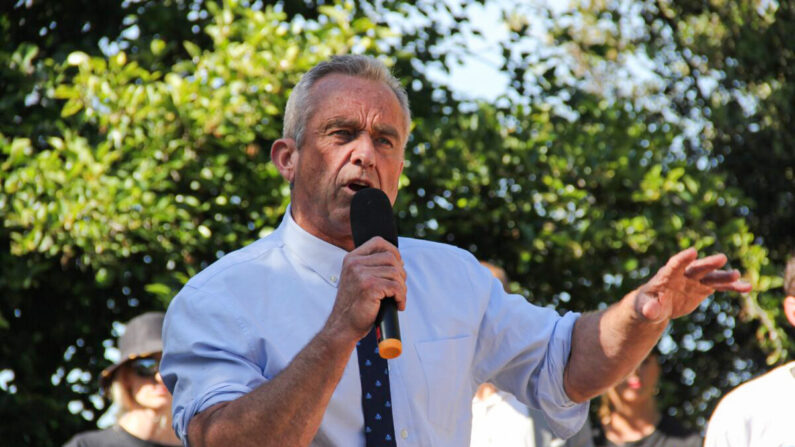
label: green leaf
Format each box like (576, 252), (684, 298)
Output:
(53, 85), (77, 99)
(145, 283), (173, 297)
(184, 41), (201, 58)
(150, 39), (166, 56)
(60, 99), (83, 117)
(66, 51), (90, 67)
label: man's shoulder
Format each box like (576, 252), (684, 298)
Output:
(399, 237), (488, 284)
(399, 236), (474, 260)
(63, 427), (126, 447)
(185, 229), (285, 289)
(713, 362), (793, 415)
(727, 362), (792, 399)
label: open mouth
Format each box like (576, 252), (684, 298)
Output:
(347, 182), (371, 193)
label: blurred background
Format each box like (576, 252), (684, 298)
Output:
(1, 0), (792, 444)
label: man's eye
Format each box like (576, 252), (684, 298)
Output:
(376, 137), (393, 148)
(332, 129), (353, 138)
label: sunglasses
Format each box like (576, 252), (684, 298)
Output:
(129, 357), (160, 379)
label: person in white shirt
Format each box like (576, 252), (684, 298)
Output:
(160, 54), (751, 447)
(704, 254), (795, 447)
(472, 383), (535, 447)
(472, 382), (597, 447)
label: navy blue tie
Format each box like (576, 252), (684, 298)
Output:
(356, 328), (397, 446)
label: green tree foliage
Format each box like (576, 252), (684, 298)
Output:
(535, 0), (792, 424)
(1, 2), (382, 444)
(561, 0), (794, 261)
(402, 93), (780, 428)
(0, 0), (786, 444)
(649, 0), (794, 263)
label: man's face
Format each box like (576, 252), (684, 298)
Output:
(289, 73), (407, 250)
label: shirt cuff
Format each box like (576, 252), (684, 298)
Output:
(174, 384), (253, 446)
(535, 311), (590, 439)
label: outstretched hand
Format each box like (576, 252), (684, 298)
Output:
(635, 248), (752, 323)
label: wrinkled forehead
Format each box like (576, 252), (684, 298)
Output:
(307, 74), (411, 139)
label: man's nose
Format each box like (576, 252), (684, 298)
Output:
(350, 133), (376, 168)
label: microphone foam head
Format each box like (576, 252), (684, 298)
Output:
(350, 188), (398, 248)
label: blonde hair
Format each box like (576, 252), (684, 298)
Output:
(597, 393), (615, 426)
(108, 367), (136, 414)
(785, 254), (795, 297)
(283, 54), (411, 148)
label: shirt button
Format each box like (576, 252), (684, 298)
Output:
(330, 275), (338, 283)
(400, 429), (408, 439)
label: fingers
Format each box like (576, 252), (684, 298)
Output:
(352, 252), (406, 279)
(346, 238), (406, 284)
(352, 236), (402, 262)
(339, 236), (408, 317)
(712, 280), (752, 293)
(382, 277), (407, 311)
(638, 293), (664, 322)
(662, 248), (699, 277)
(345, 259), (406, 296)
(684, 253), (728, 279)
(639, 248), (750, 322)
(679, 252), (751, 293)
(699, 269), (739, 286)
(330, 257), (407, 340)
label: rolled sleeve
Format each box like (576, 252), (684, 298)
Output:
(533, 310), (588, 439)
(172, 384), (253, 443)
(471, 259), (588, 440)
(161, 286), (268, 445)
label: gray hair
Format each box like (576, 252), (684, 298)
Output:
(283, 54), (411, 148)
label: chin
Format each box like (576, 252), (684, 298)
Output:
(148, 403), (172, 414)
(143, 396), (172, 410)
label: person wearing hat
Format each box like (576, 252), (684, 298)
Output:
(64, 312), (181, 447)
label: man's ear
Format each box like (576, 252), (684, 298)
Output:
(783, 296), (795, 327)
(271, 138), (298, 184)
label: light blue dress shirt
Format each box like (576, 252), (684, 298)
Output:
(161, 208), (588, 446)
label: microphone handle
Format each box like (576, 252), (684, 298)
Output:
(375, 297), (402, 359)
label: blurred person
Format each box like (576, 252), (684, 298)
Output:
(472, 262), (594, 447)
(703, 254), (795, 446)
(594, 350), (701, 447)
(472, 382), (534, 447)
(64, 312), (180, 447)
(160, 54), (751, 447)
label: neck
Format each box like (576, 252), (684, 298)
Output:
(118, 408), (181, 446)
(289, 206), (354, 251)
(603, 399), (660, 444)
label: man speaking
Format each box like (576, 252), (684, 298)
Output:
(160, 55), (751, 447)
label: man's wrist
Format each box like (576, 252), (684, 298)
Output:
(316, 322), (360, 355)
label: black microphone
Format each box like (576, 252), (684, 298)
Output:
(350, 187), (402, 359)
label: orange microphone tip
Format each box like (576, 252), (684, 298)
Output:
(378, 338), (402, 359)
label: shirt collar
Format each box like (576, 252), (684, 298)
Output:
(280, 204), (348, 288)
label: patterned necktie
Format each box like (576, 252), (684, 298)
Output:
(356, 327), (397, 446)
